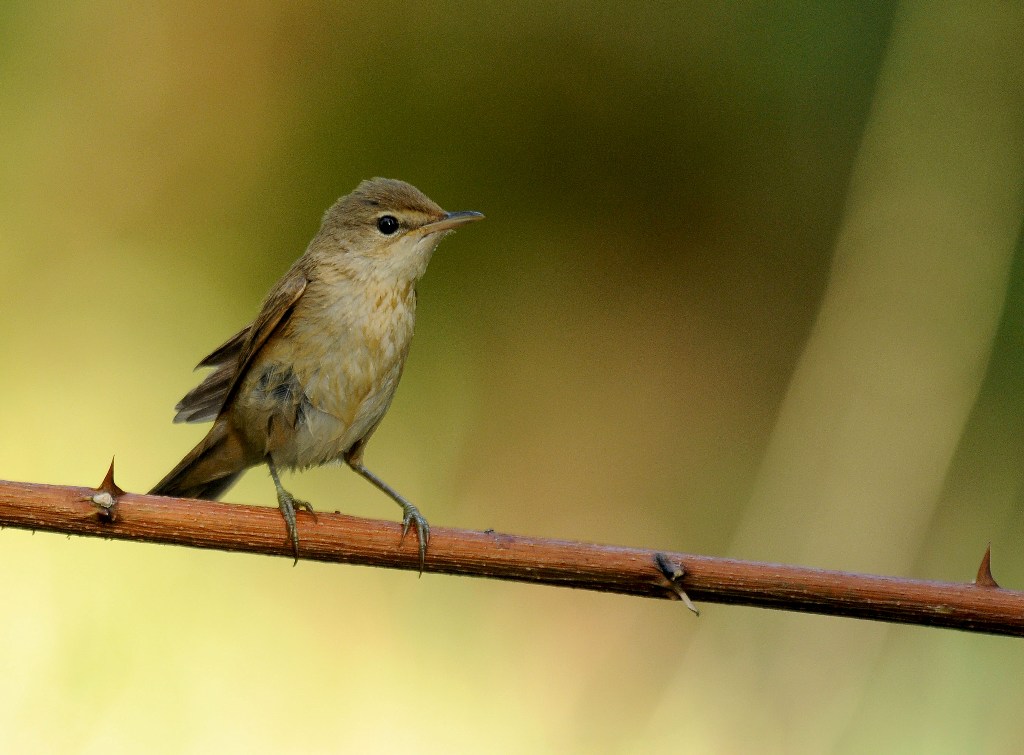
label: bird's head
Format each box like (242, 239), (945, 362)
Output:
(315, 177), (483, 284)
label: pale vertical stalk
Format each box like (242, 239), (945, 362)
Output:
(642, 3), (1024, 751)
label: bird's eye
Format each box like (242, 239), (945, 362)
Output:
(376, 215), (399, 235)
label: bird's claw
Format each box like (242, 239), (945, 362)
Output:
(343, 458), (430, 573)
(399, 503), (430, 572)
(292, 498), (318, 521)
(276, 490), (313, 565)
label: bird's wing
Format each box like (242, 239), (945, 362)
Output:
(173, 273), (308, 424)
(196, 324), (253, 368)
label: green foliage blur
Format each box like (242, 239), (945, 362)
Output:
(1, 3), (1023, 752)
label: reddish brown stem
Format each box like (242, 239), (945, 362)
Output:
(1, 476), (1021, 637)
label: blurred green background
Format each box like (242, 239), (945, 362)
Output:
(2, 2), (1024, 752)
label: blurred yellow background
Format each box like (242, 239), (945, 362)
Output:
(2, 2), (1023, 753)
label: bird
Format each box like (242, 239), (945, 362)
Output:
(150, 178), (484, 565)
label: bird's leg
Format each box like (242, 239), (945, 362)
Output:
(344, 451), (430, 570)
(267, 456), (314, 565)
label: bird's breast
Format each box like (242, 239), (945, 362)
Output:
(237, 279), (418, 468)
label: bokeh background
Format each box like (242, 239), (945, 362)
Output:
(2, 2), (1024, 752)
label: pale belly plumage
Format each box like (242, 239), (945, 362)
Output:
(232, 277), (417, 469)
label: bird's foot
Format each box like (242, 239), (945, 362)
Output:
(344, 457), (431, 572)
(399, 501), (431, 572)
(276, 488), (314, 565)
(292, 497), (318, 521)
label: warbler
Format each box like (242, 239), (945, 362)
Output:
(151, 178), (483, 564)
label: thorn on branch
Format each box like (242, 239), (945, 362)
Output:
(654, 552), (700, 616)
(85, 457), (125, 524)
(974, 543), (1000, 588)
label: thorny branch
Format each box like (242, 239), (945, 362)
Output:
(0, 464), (1021, 637)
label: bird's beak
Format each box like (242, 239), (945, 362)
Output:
(419, 210), (485, 234)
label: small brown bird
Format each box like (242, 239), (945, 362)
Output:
(151, 178), (483, 564)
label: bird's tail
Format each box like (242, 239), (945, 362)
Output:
(150, 420), (251, 501)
